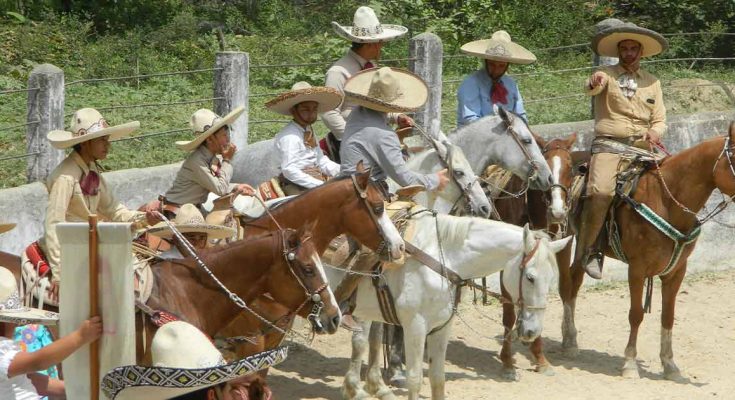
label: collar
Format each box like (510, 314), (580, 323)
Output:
(71, 150), (92, 175)
(613, 63), (642, 78)
(478, 69), (507, 86)
(348, 49), (372, 69)
(288, 120), (308, 134)
(198, 145), (216, 160)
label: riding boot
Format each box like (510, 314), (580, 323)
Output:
(572, 194), (613, 279)
(333, 245), (381, 332)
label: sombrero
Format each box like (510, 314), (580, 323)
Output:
(344, 67), (428, 113)
(265, 82), (343, 116)
(0, 223), (15, 234)
(593, 21), (668, 58)
(0, 266), (58, 325)
(460, 30), (537, 64)
(147, 204), (236, 240)
(332, 6), (407, 43)
(101, 321), (288, 400)
(175, 106), (245, 151)
(47, 108), (139, 150)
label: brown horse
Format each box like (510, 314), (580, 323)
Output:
(561, 123), (735, 380)
(490, 133), (577, 379)
(136, 224), (338, 363)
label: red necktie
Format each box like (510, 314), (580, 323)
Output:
(491, 80), (509, 105)
(362, 61), (375, 70)
(80, 171), (100, 196)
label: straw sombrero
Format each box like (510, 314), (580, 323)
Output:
(175, 106), (245, 152)
(265, 82), (343, 116)
(593, 21), (667, 58)
(47, 108), (140, 150)
(0, 223), (15, 234)
(147, 204), (236, 239)
(101, 321), (288, 400)
(344, 67), (428, 113)
(460, 31), (537, 65)
(332, 6), (407, 43)
(0, 266), (58, 325)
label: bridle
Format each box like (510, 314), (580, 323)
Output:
(504, 112), (542, 184)
(540, 140), (573, 233)
(350, 174), (394, 260)
(511, 237), (545, 314)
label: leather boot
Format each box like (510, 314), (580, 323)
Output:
(572, 194), (613, 279)
(333, 246), (381, 332)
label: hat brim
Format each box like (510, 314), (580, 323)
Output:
(102, 346), (288, 400)
(176, 106), (245, 152)
(344, 68), (428, 113)
(265, 87), (343, 116)
(460, 39), (537, 64)
(0, 306), (59, 325)
(593, 27), (667, 58)
(47, 122), (140, 150)
(0, 223), (16, 234)
(331, 21), (407, 43)
(146, 223), (237, 240)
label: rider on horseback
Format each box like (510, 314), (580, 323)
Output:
(147, 203), (237, 256)
(266, 82), (343, 195)
(573, 20), (668, 279)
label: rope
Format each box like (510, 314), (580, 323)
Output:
(65, 68), (222, 86)
(0, 120), (39, 132)
(0, 87), (39, 95)
(0, 152), (40, 162)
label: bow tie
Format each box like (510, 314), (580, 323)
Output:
(490, 80), (509, 105)
(80, 171), (100, 196)
(362, 61), (375, 70)
(304, 128), (317, 148)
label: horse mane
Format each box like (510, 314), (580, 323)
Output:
(656, 135), (724, 168)
(268, 174), (352, 209)
(434, 213), (473, 247)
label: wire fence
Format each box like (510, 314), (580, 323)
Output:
(0, 152), (40, 162)
(0, 87), (39, 96)
(64, 68), (221, 86)
(0, 120), (39, 133)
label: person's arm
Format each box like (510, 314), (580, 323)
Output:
(8, 317), (102, 378)
(29, 374), (65, 397)
(96, 176), (147, 229)
(585, 70), (609, 96)
(322, 67), (349, 138)
(375, 131), (439, 190)
(648, 79), (666, 137)
(190, 155), (233, 196)
(315, 143), (340, 177)
(513, 84), (529, 125)
(457, 77), (482, 126)
(278, 135), (324, 189)
(43, 175), (75, 283)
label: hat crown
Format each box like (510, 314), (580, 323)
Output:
(367, 67), (403, 103)
(491, 30), (512, 43)
(351, 6), (384, 37)
(0, 267), (22, 312)
(151, 321), (225, 368)
(291, 81), (312, 91)
(190, 109), (222, 135)
(70, 108), (109, 138)
(174, 204), (207, 227)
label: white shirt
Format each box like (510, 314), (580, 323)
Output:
(274, 122), (340, 189)
(0, 338), (41, 400)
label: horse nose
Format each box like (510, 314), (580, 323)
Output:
(480, 204), (490, 217)
(523, 328), (537, 339)
(547, 175), (554, 185)
(331, 315), (341, 330)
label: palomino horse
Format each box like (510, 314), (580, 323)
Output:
(561, 123), (735, 380)
(489, 132), (577, 379)
(137, 224), (337, 363)
(330, 209), (572, 400)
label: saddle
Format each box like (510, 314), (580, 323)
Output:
(204, 193), (241, 243)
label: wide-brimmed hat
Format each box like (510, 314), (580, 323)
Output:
(460, 31), (537, 64)
(175, 106), (245, 151)
(332, 6), (407, 43)
(265, 82), (343, 116)
(47, 108), (140, 150)
(147, 204), (236, 240)
(101, 321), (288, 400)
(0, 223), (15, 234)
(0, 266), (58, 325)
(593, 21), (667, 58)
(344, 67), (428, 113)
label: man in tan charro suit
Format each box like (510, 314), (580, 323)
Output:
(573, 21), (668, 279)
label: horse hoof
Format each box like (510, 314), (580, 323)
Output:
(375, 387), (397, 400)
(502, 368), (520, 381)
(536, 364), (555, 376)
(388, 373), (407, 388)
(562, 346), (579, 358)
(342, 387), (370, 400)
(664, 369), (684, 382)
(621, 367), (640, 379)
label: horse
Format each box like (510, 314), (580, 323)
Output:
(489, 133), (577, 380)
(331, 208), (572, 400)
(560, 123), (735, 380)
(137, 224), (337, 363)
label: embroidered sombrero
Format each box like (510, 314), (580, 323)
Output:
(176, 106), (245, 151)
(593, 20), (668, 58)
(344, 67), (428, 113)
(47, 108), (140, 150)
(332, 6), (407, 43)
(0, 266), (59, 325)
(460, 30), (537, 64)
(266, 82), (343, 115)
(0, 223), (15, 234)
(147, 204), (236, 240)
(101, 321), (288, 400)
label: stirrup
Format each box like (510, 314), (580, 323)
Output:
(583, 253), (604, 279)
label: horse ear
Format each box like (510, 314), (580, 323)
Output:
(496, 105), (510, 124)
(356, 160), (366, 173)
(297, 219), (317, 238)
(565, 132), (578, 148)
(729, 121), (735, 141)
(522, 223), (535, 251)
(532, 132), (546, 150)
(549, 235), (573, 254)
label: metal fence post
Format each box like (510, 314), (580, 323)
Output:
(26, 64), (65, 183)
(591, 18), (621, 117)
(214, 52), (249, 149)
(409, 33), (443, 138)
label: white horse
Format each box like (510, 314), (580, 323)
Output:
(329, 208), (571, 400)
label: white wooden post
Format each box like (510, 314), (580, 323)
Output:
(214, 52), (249, 149)
(409, 33), (443, 138)
(26, 63), (65, 183)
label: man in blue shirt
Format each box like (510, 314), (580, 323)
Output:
(456, 30), (536, 126)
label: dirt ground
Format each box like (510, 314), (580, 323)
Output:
(267, 269), (735, 399)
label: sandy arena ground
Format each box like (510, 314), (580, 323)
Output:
(267, 269), (735, 399)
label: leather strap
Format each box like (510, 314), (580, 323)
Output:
(404, 241), (465, 286)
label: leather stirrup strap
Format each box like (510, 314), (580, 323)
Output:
(404, 241), (465, 286)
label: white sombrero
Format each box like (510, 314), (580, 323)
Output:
(47, 108), (140, 150)
(460, 30), (537, 65)
(593, 21), (668, 58)
(175, 106), (245, 151)
(265, 82), (343, 116)
(332, 6), (408, 43)
(101, 321), (288, 400)
(344, 67), (428, 113)
(0, 266), (58, 325)
(0, 223), (15, 234)
(147, 204), (236, 240)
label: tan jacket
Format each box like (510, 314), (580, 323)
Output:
(586, 64), (666, 139)
(164, 146), (234, 205)
(40, 151), (145, 282)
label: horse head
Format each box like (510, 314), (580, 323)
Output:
(502, 224), (571, 342)
(713, 121), (735, 198)
(538, 132), (577, 222)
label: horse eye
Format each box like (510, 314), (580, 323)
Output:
(453, 170), (465, 178)
(526, 273), (535, 284)
(522, 138), (533, 145)
(303, 266), (315, 277)
(373, 205), (384, 215)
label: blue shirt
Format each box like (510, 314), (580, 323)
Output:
(456, 69), (528, 126)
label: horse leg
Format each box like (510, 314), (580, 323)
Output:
(660, 263), (687, 381)
(365, 323), (396, 400)
(403, 319), (428, 400)
(561, 247), (584, 358)
(386, 325), (406, 387)
(499, 272), (520, 381)
(622, 273), (646, 379)
(426, 323), (451, 400)
(342, 320), (372, 400)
